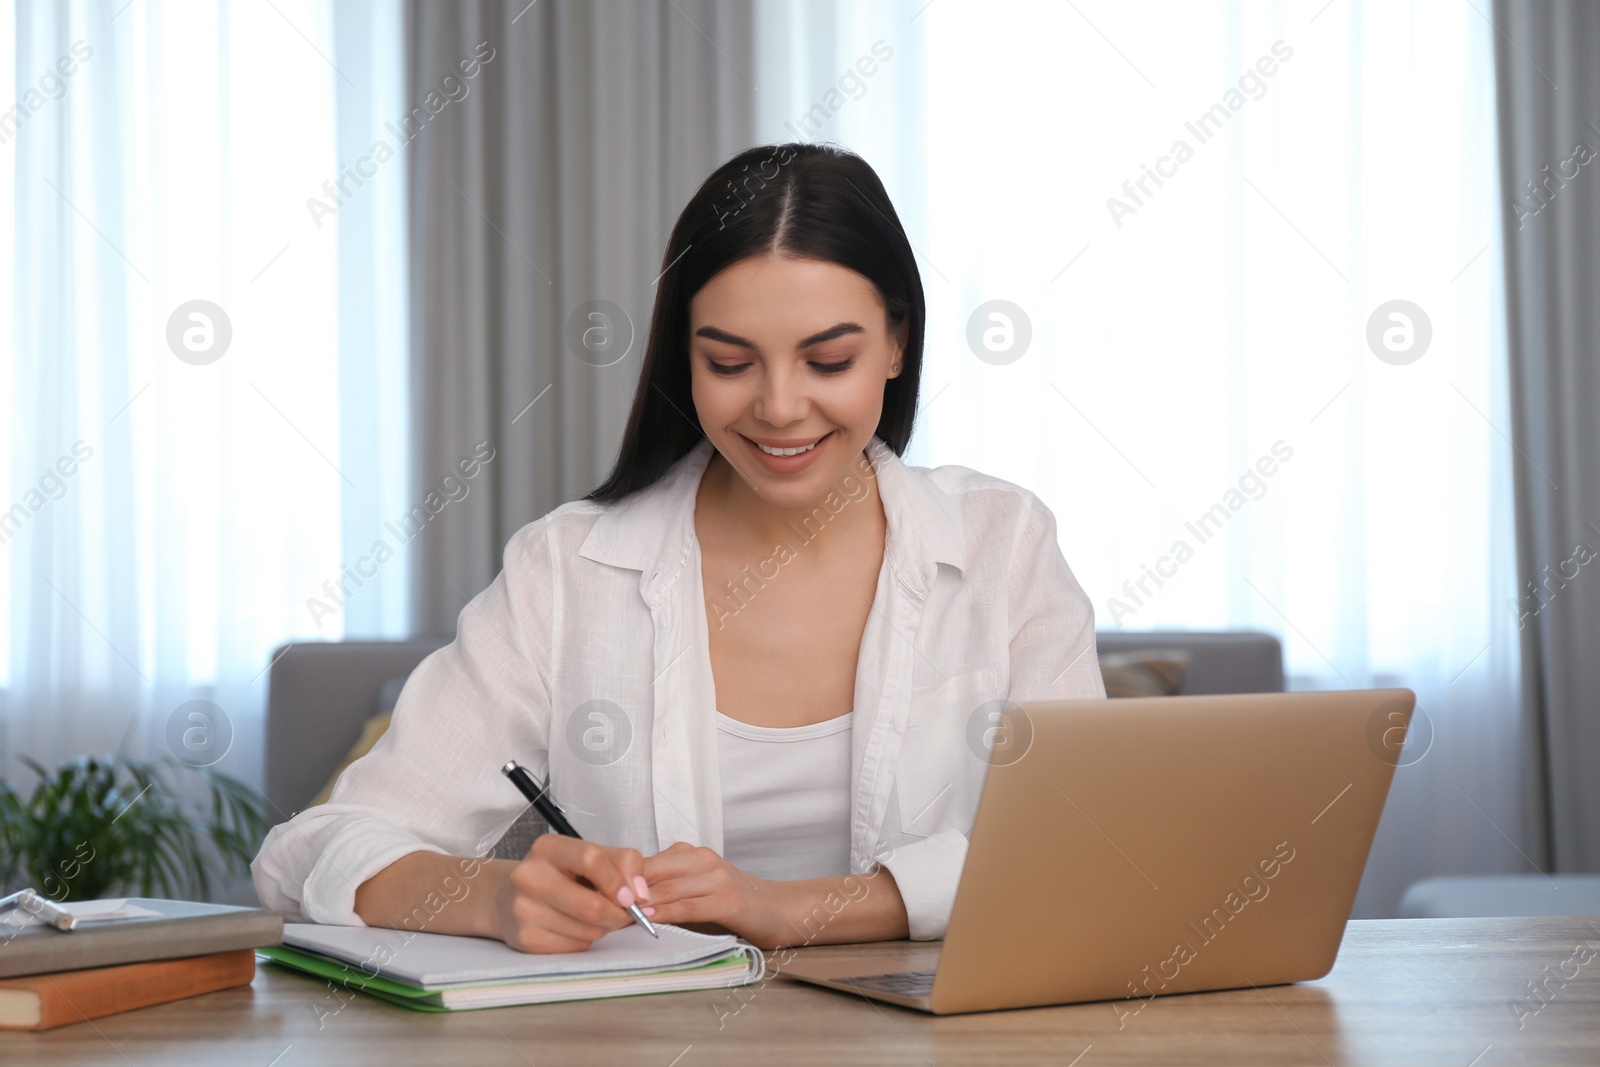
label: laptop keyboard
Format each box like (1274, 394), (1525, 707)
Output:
(846, 970), (937, 997)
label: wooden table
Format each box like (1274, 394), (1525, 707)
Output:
(5, 917), (1598, 1065)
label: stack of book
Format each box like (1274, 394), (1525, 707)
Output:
(0, 897), (283, 1031)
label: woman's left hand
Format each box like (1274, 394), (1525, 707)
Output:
(640, 841), (791, 948)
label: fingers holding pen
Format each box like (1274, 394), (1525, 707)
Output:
(531, 835), (656, 918)
(496, 763), (658, 951)
(496, 835), (662, 953)
(578, 840), (656, 915)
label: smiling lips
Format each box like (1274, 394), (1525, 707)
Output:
(741, 430), (833, 466)
(754, 437), (822, 456)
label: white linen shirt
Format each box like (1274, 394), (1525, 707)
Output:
(250, 435), (1105, 940)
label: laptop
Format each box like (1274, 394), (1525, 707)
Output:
(782, 688), (1415, 1014)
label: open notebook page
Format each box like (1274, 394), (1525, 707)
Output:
(282, 921), (752, 988)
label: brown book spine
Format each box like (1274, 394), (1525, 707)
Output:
(0, 949), (256, 1031)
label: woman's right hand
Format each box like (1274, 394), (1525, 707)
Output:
(493, 835), (656, 953)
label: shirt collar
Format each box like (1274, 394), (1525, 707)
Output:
(578, 435), (967, 601)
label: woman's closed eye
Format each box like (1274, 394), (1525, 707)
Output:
(704, 357), (856, 377)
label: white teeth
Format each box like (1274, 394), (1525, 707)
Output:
(756, 438), (820, 457)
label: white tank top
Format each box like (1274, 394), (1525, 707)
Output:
(716, 710), (853, 881)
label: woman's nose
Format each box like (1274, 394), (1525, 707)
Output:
(754, 365), (807, 426)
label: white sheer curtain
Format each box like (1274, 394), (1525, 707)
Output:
(0, 0), (409, 797)
(756, 0), (1525, 916)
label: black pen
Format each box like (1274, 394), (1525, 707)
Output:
(501, 760), (658, 938)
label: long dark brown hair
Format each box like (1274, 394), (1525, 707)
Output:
(585, 143), (925, 503)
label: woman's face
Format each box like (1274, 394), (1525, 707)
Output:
(688, 253), (906, 512)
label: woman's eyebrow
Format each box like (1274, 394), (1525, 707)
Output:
(693, 322), (865, 350)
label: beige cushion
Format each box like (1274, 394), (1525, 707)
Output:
(1099, 650), (1190, 698)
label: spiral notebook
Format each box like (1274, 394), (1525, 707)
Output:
(259, 922), (764, 1011)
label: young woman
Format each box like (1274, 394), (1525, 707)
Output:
(252, 143), (1103, 953)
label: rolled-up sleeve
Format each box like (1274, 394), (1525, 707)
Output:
(250, 519), (557, 926)
(875, 830), (970, 941)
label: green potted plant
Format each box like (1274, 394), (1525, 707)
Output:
(0, 754), (272, 902)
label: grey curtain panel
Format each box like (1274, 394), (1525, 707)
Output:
(404, 0), (758, 633)
(1493, 0), (1600, 871)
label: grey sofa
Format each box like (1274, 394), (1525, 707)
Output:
(264, 630), (1285, 860)
(1397, 874), (1600, 919)
(1095, 630), (1283, 694)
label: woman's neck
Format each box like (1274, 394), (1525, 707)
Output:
(695, 449), (884, 555)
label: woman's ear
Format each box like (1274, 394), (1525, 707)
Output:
(889, 315), (910, 377)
